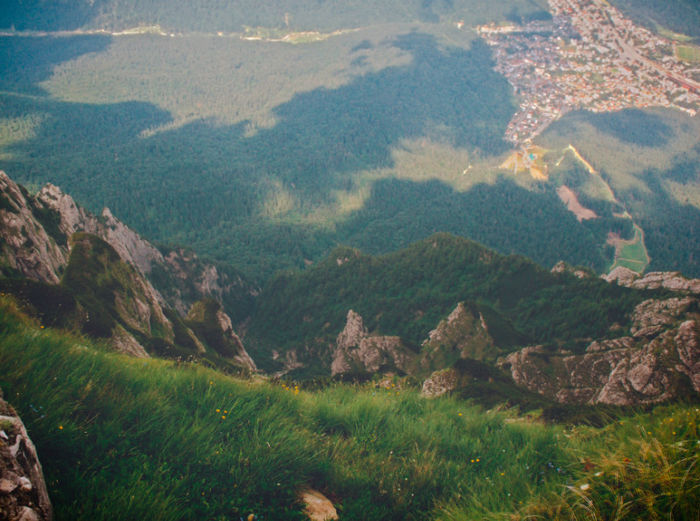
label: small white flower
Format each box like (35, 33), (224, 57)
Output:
(580, 483), (590, 491)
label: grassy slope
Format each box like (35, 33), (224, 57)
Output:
(0, 296), (697, 520)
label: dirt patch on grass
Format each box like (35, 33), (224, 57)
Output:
(557, 185), (597, 222)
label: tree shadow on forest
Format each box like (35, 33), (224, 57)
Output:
(335, 176), (612, 271)
(0, 35), (112, 96)
(582, 109), (672, 147)
(2, 31), (514, 230)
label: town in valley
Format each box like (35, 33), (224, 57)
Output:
(476, 0), (700, 145)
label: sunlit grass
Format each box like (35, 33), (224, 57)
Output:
(676, 45), (700, 64)
(514, 406), (700, 521)
(0, 295), (696, 520)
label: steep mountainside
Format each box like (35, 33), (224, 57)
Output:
(0, 171), (255, 321)
(0, 171), (255, 371)
(245, 234), (699, 405)
(499, 295), (700, 405)
(2, 172), (698, 406)
(247, 234), (647, 372)
(0, 389), (52, 521)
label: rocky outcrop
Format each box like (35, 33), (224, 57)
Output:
(160, 248), (256, 317)
(604, 266), (700, 294)
(110, 324), (150, 358)
(0, 391), (52, 521)
(421, 368), (460, 397)
(630, 297), (694, 338)
(0, 172), (257, 370)
(551, 260), (591, 279)
(186, 299), (256, 371)
(65, 233), (174, 350)
(331, 310), (414, 376)
(300, 489), (338, 521)
(417, 302), (498, 374)
(1, 172), (255, 318)
(271, 349), (305, 375)
(498, 297), (700, 405)
(0, 172), (67, 284)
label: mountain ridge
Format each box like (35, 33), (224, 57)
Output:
(0, 171), (256, 371)
(2, 171), (699, 406)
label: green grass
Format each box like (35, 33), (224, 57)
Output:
(677, 45), (700, 63)
(0, 295), (697, 520)
(513, 405), (700, 521)
(609, 224), (649, 273)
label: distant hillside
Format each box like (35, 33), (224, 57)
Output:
(0, 1), (697, 282)
(0, 171), (257, 371)
(246, 233), (650, 372)
(539, 109), (700, 278)
(0, 25), (630, 281)
(0, 0), (550, 32)
(611, 0), (700, 40)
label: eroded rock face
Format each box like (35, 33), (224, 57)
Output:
(162, 248), (256, 317)
(0, 391), (52, 521)
(110, 324), (150, 359)
(66, 233), (174, 351)
(331, 310), (414, 376)
(630, 297), (694, 338)
(214, 308), (257, 371)
(421, 368), (460, 397)
(498, 297), (700, 405)
(604, 267), (700, 294)
(186, 299), (257, 371)
(2, 172), (255, 318)
(418, 302), (497, 374)
(0, 172), (67, 284)
(551, 260), (590, 279)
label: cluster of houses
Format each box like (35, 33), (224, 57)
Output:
(478, 0), (700, 144)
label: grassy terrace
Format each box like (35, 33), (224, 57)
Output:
(609, 224), (650, 273)
(0, 295), (697, 520)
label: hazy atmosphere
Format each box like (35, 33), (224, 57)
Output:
(0, 1), (698, 520)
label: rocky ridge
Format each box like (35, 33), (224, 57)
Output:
(0, 390), (52, 521)
(498, 296), (699, 405)
(0, 171), (255, 369)
(64, 232), (174, 358)
(1, 171), (255, 317)
(604, 266), (700, 294)
(417, 302), (499, 375)
(0, 173), (66, 284)
(331, 310), (413, 377)
(186, 299), (257, 372)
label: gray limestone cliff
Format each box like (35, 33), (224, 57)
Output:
(185, 299), (257, 372)
(0, 172), (255, 369)
(0, 172), (67, 284)
(604, 266), (700, 294)
(498, 296), (700, 405)
(0, 390), (52, 521)
(331, 310), (414, 377)
(1, 171), (255, 318)
(417, 302), (499, 375)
